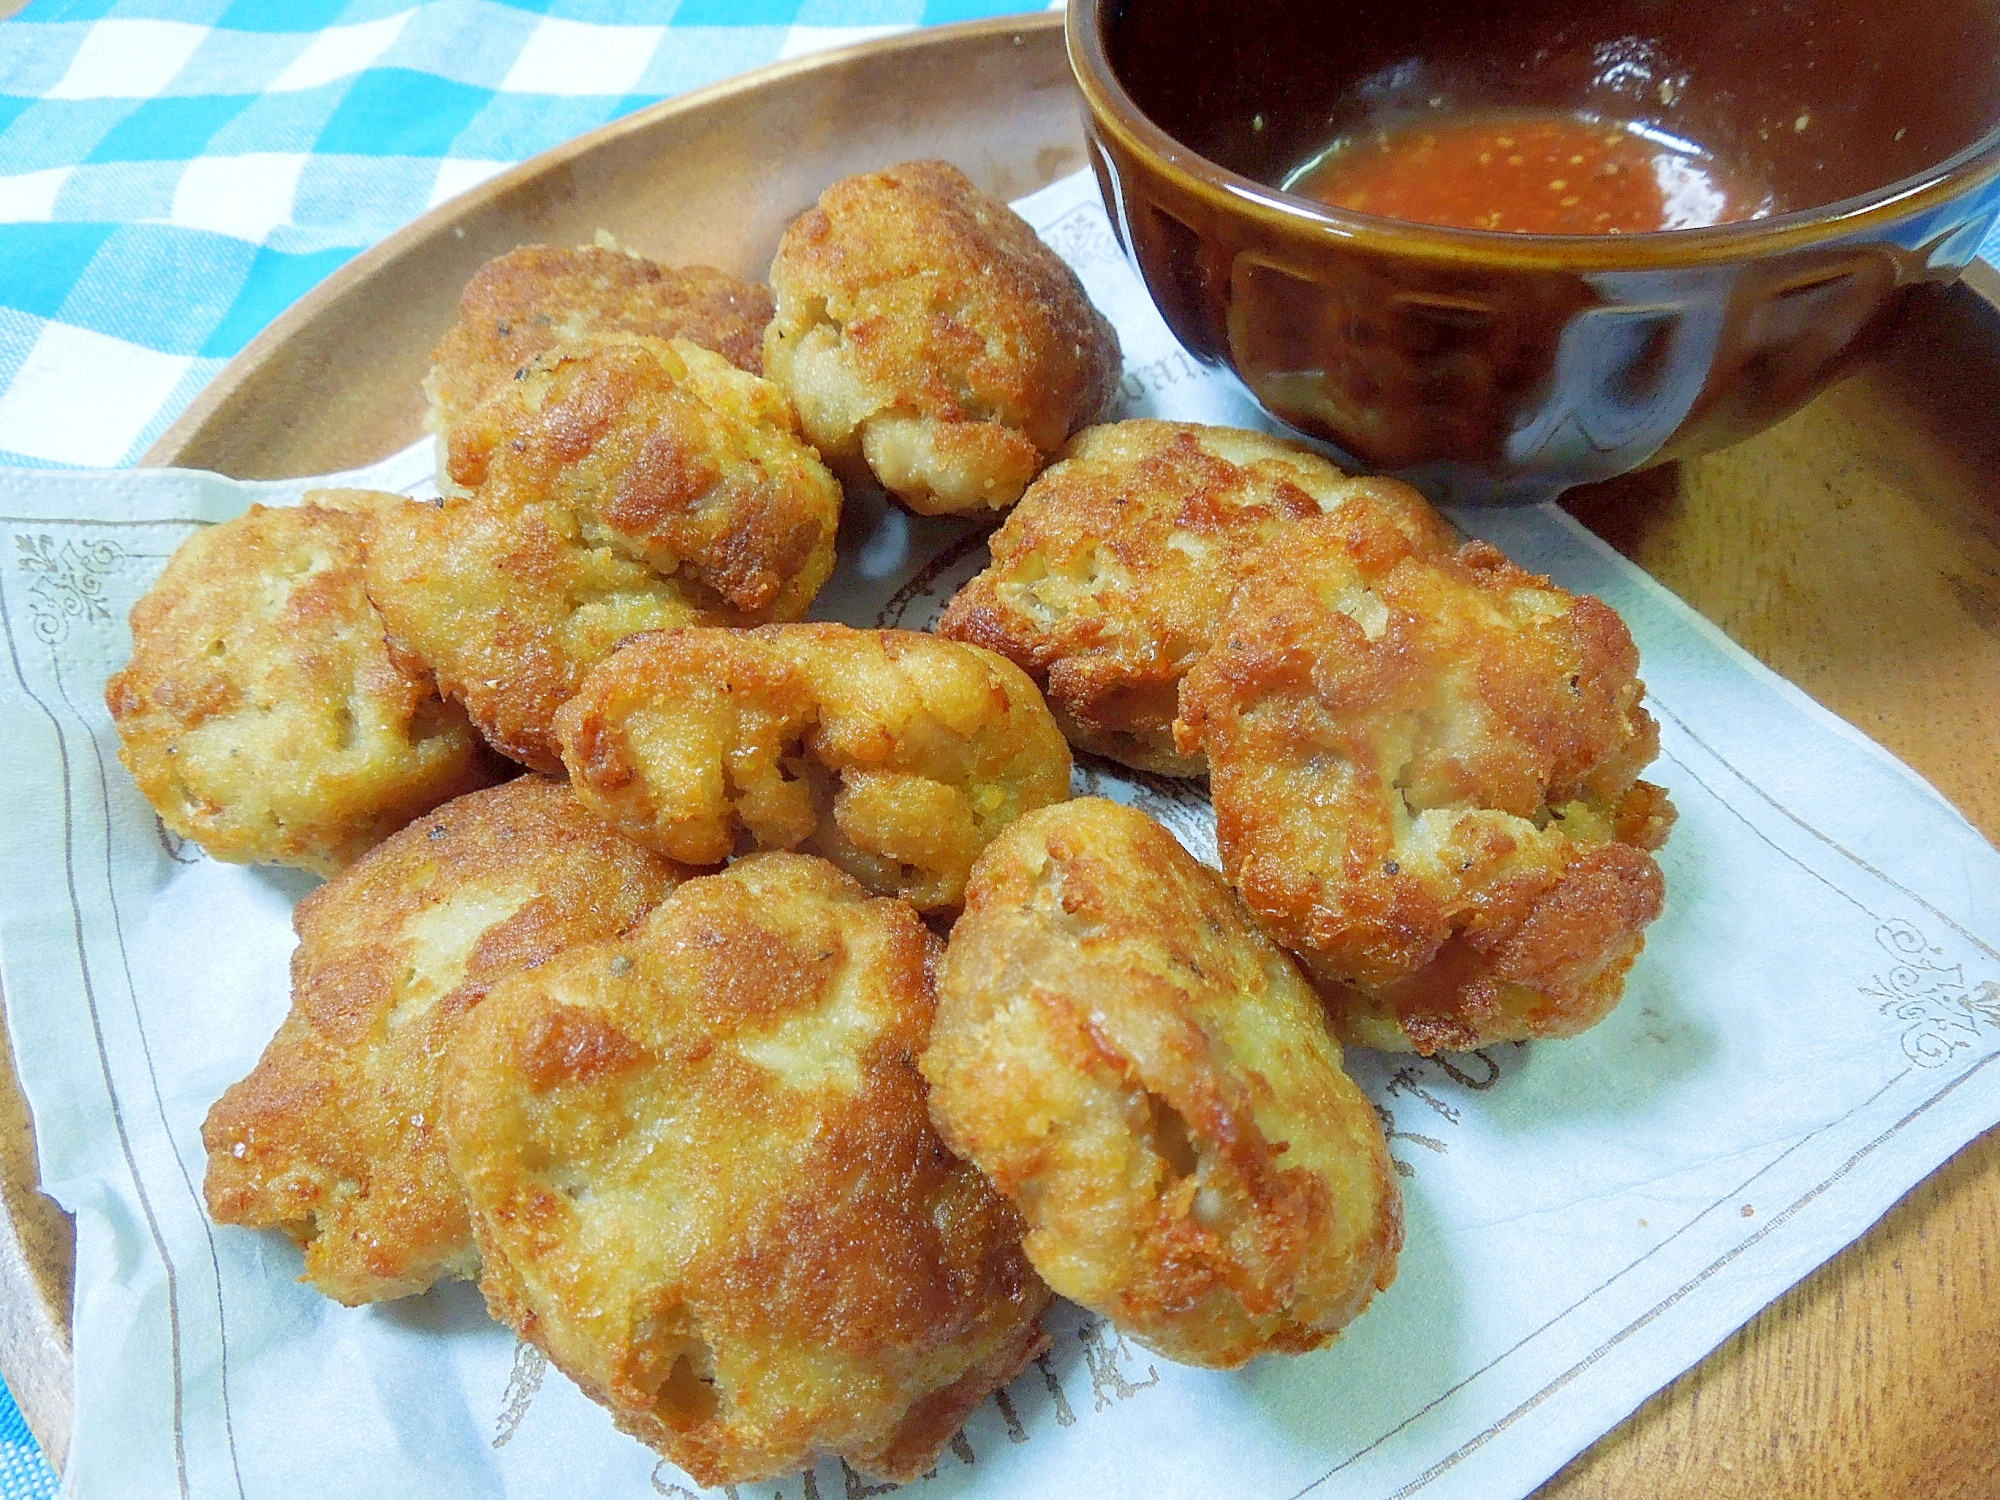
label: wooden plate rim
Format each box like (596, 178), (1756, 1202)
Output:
(139, 10), (1067, 474)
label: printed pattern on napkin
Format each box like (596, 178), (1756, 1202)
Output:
(0, 0), (1056, 470)
(2, 170), (1998, 1500)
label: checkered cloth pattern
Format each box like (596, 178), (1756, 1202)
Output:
(0, 1392), (52, 1500)
(0, 0), (1054, 471)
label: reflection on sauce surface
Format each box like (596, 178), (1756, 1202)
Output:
(1285, 112), (1773, 234)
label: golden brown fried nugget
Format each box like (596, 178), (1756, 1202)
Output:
(365, 491), (705, 774)
(556, 624), (1072, 909)
(105, 491), (500, 875)
(1177, 514), (1676, 1054)
(764, 160), (1121, 515)
(426, 243), (773, 488)
(447, 335), (840, 615)
(367, 339), (840, 773)
(940, 421), (1455, 774)
(923, 798), (1402, 1369)
(202, 777), (684, 1305)
(443, 852), (1050, 1487)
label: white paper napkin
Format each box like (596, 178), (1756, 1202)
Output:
(2, 169), (1996, 1500)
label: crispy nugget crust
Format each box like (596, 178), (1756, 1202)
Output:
(368, 339), (840, 774)
(555, 624), (1072, 909)
(923, 798), (1401, 1368)
(105, 493), (500, 875)
(364, 491), (706, 774)
(764, 160), (1121, 515)
(1177, 515), (1675, 1054)
(446, 335), (840, 615)
(425, 245), (773, 474)
(939, 421), (1454, 774)
(201, 777), (683, 1304)
(443, 853), (1050, 1487)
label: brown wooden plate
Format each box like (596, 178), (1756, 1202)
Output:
(3, 14), (1994, 1499)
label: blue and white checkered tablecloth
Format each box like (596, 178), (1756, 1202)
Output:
(0, 0), (1052, 473)
(0, 1), (1045, 1487)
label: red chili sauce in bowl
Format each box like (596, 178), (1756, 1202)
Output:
(1285, 112), (1773, 234)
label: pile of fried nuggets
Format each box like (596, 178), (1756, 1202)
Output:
(105, 160), (1675, 1486)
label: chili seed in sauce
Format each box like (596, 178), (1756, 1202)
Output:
(1286, 112), (1765, 235)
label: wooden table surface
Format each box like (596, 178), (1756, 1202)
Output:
(1, 17), (1997, 1495)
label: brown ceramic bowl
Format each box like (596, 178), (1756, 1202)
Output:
(1069, 0), (2000, 502)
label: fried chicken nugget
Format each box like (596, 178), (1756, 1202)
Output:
(426, 243), (773, 493)
(105, 490), (500, 875)
(922, 798), (1402, 1368)
(1176, 513), (1676, 1054)
(939, 421), (1455, 774)
(367, 338), (841, 773)
(445, 334), (839, 615)
(764, 160), (1121, 515)
(202, 776), (685, 1305)
(443, 852), (1051, 1487)
(555, 624), (1072, 909)
(365, 491), (702, 774)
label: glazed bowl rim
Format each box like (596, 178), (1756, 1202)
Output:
(1067, 0), (2000, 272)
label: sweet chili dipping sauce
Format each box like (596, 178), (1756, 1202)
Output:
(1286, 112), (1771, 234)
